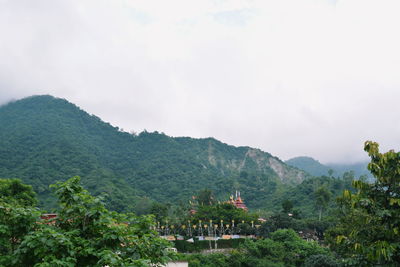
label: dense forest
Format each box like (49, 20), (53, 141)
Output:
(286, 156), (371, 179)
(2, 141), (399, 266)
(0, 176), (172, 266)
(2, 95), (400, 266)
(0, 95), (373, 222)
(0, 95), (307, 212)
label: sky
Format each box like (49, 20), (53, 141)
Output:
(0, 0), (399, 164)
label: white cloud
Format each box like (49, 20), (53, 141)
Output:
(0, 0), (399, 163)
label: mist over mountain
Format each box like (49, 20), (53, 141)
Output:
(286, 156), (371, 179)
(0, 95), (307, 211)
(326, 161), (371, 179)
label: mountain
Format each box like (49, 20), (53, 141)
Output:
(286, 156), (371, 179)
(285, 157), (330, 177)
(0, 95), (307, 211)
(326, 162), (371, 179)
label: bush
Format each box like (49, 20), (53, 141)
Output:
(304, 254), (340, 267)
(173, 238), (246, 252)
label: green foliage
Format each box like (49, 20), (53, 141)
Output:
(264, 175), (353, 219)
(173, 238), (245, 253)
(314, 186), (332, 221)
(196, 188), (215, 206)
(0, 95), (306, 212)
(326, 141), (400, 266)
(259, 212), (305, 237)
(190, 203), (258, 225)
(0, 202), (40, 265)
(281, 199), (293, 213)
(181, 229), (331, 267)
(286, 156), (332, 177)
(268, 229), (329, 266)
(180, 253), (229, 267)
(0, 178), (37, 206)
(0, 179), (39, 264)
(286, 156), (371, 179)
(1, 176), (172, 267)
(149, 202), (169, 223)
(303, 254), (340, 267)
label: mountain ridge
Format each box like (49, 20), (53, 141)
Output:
(0, 95), (308, 211)
(286, 156), (371, 178)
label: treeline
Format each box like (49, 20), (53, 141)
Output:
(2, 142), (400, 266)
(137, 170), (360, 231)
(142, 142), (400, 266)
(0, 177), (338, 267)
(264, 171), (363, 218)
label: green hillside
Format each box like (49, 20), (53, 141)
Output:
(285, 156), (331, 177)
(327, 161), (371, 178)
(0, 95), (308, 212)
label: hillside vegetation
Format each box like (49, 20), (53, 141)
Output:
(0, 95), (307, 212)
(286, 156), (371, 178)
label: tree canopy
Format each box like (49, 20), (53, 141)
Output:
(0, 178), (37, 206)
(180, 229), (335, 267)
(314, 186), (331, 221)
(1, 176), (173, 267)
(191, 203), (258, 225)
(327, 141), (400, 266)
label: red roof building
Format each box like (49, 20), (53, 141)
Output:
(228, 191), (248, 212)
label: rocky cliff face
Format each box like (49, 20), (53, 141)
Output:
(205, 140), (308, 184)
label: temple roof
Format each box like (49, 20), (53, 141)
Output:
(229, 191), (248, 211)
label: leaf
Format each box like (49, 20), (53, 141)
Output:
(336, 235), (346, 244)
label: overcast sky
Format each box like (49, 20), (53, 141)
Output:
(0, 0), (399, 164)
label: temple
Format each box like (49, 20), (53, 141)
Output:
(228, 191), (248, 211)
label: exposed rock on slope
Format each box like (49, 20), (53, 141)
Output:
(0, 95), (308, 210)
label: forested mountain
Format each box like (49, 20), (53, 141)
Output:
(286, 156), (371, 178)
(326, 161), (370, 178)
(0, 95), (307, 211)
(285, 157), (330, 177)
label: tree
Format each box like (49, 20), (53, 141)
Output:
(314, 186), (331, 221)
(0, 202), (40, 265)
(303, 254), (339, 267)
(244, 229), (329, 266)
(196, 189), (215, 206)
(281, 199), (293, 213)
(9, 176), (172, 267)
(150, 202), (169, 223)
(0, 179), (39, 265)
(0, 178), (37, 206)
(191, 203), (258, 225)
(326, 141), (400, 266)
(342, 171), (355, 188)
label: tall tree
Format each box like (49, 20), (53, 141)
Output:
(314, 186), (331, 221)
(150, 202), (169, 223)
(281, 199), (293, 213)
(0, 178), (39, 264)
(327, 141), (400, 266)
(0, 178), (37, 206)
(0, 197), (39, 264)
(342, 171), (355, 188)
